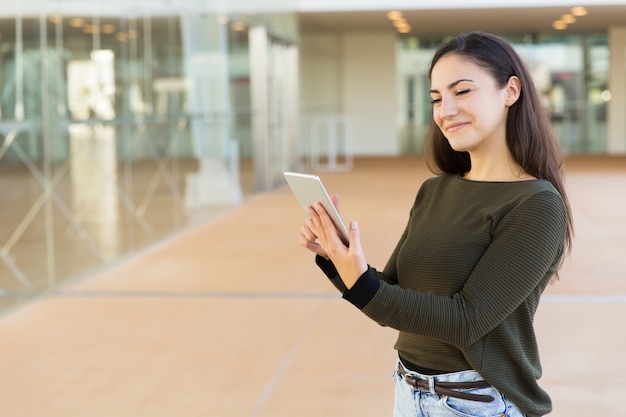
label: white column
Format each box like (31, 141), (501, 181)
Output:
(607, 26), (626, 154)
(181, 14), (242, 208)
(249, 25), (270, 190)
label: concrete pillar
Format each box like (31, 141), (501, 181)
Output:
(607, 26), (626, 154)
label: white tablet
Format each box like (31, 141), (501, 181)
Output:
(284, 171), (349, 245)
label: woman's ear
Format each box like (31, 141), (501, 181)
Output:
(505, 76), (522, 107)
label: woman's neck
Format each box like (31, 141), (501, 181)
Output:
(464, 151), (535, 182)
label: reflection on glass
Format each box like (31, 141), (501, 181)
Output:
(67, 49), (116, 120)
(69, 124), (119, 261)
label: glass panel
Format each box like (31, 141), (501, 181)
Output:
(396, 36), (436, 154)
(512, 34), (608, 154)
(1, 3), (298, 312)
(585, 34), (609, 153)
(229, 25), (253, 193)
(249, 25), (299, 190)
(0, 11), (197, 311)
(0, 15), (53, 309)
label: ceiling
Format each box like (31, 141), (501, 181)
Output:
(0, 5), (623, 45)
(297, 5), (626, 37)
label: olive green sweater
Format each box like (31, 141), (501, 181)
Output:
(316, 174), (567, 417)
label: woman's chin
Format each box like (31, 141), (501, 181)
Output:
(446, 140), (470, 153)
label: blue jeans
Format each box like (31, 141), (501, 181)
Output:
(393, 359), (526, 417)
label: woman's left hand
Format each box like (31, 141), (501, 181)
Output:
(305, 202), (368, 290)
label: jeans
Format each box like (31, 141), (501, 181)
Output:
(393, 359), (526, 417)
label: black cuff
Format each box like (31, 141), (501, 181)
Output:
(342, 267), (381, 309)
(315, 255), (338, 278)
(315, 255), (348, 293)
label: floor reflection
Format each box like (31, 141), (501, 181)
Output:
(0, 122), (249, 313)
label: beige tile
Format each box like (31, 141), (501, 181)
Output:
(536, 302), (626, 416)
(0, 156), (625, 416)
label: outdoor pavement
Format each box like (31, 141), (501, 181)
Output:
(0, 156), (624, 417)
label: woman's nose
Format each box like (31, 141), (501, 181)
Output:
(439, 97), (458, 117)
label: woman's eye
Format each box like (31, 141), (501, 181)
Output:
(456, 89), (470, 96)
(430, 97), (441, 104)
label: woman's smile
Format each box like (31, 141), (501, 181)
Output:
(444, 121), (470, 133)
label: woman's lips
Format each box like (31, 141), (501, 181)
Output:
(445, 122), (469, 133)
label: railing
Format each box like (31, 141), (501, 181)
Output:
(303, 115), (353, 172)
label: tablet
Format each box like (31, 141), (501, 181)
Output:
(284, 171), (349, 245)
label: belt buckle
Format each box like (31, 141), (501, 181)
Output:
(398, 368), (422, 389)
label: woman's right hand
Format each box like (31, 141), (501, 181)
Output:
(298, 223), (329, 259)
(297, 194), (340, 259)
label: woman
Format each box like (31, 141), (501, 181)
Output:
(298, 32), (573, 417)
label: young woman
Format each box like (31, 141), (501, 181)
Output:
(298, 32), (573, 417)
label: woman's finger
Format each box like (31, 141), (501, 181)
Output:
(297, 224), (329, 258)
(331, 194), (340, 210)
(299, 224), (315, 243)
(305, 206), (325, 235)
(313, 202), (344, 247)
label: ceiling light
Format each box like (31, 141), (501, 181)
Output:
(552, 20), (567, 30)
(393, 19), (408, 28)
(82, 24), (97, 34)
(562, 14), (576, 24)
(397, 24), (411, 34)
(70, 18), (85, 28)
(101, 24), (116, 34)
(571, 6), (588, 17)
(387, 11), (403, 20)
(49, 15), (62, 24)
(232, 21), (246, 31)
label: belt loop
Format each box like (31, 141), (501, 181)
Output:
(428, 376), (436, 395)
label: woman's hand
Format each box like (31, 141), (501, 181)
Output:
(297, 195), (340, 259)
(298, 197), (368, 290)
(298, 222), (330, 259)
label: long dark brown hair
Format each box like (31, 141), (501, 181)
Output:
(425, 31), (573, 263)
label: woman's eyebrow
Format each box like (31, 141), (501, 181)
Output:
(429, 78), (475, 94)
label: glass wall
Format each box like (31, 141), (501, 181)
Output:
(0, 13), (193, 310)
(0, 3), (297, 312)
(397, 33), (610, 154)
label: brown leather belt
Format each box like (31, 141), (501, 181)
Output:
(397, 366), (494, 403)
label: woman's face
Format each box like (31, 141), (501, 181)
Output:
(429, 54), (519, 156)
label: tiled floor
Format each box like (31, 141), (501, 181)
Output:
(0, 155), (624, 416)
